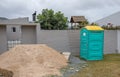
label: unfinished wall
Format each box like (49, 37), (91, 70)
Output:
(117, 30), (120, 53)
(0, 27), (118, 55)
(37, 30), (117, 55)
(0, 26), (7, 54)
(21, 26), (36, 44)
(37, 30), (70, 52)
(67, 30), (80, 55)
(7, 24), (21, 41)
(104, 30), (117, 54)
(37, 30), (81, 55)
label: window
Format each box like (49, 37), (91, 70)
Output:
(12, 27), (16, 32)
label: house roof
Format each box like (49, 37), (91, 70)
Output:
(95, 11), (120, 26)
(0, 23), (39, 26)
(0, 17), (29, 24)
(70, 16), (86, 23)
(84, 26), (104, 30)
(0, 17), (39, 26)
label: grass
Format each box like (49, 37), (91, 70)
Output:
(71, 54), (120, 77)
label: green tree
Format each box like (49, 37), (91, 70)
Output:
(79, 21), (89, 29)
(37, 9), (68, 30)
(90, 22), (99, 26)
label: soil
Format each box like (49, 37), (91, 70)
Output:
(0, 44), (67, 77)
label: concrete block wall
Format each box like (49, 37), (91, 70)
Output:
(104, 30), (118, 54)
(7, 24), (21, 41)
(37, 30), (80, 55)
(67, 30), (80, 55)
(37, 30), (118, 55)
(21, 26), (36, 44)
(0, 27), (119, 55)
(37, 30), (70, 52)
(0, 26), (7, 54)
(117, 30), (120, 53)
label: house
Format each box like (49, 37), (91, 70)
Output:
(0, 17), (40, 53)
(96, 11), (120, 27)
(70, 16), (87, 29)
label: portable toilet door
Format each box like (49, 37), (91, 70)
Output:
(80, 26), (104, 60)
(80, 28), (88, 59)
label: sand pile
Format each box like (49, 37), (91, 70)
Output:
(0, 68), (13, 77)
(0, 44), (67, 77)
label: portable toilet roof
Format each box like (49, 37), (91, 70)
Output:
(84, 26), (104, 31)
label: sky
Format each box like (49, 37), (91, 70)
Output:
(0, 0), (120, 22)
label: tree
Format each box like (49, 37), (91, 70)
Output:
(37, 9), (68, 30)
(78, 21), (89, 29)
(90, 22), (99, 26)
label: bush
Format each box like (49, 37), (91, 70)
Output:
(102, 25), (118, 30)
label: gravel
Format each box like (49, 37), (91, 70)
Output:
(61, 55), (87, 77)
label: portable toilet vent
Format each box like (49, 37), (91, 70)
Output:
(80, 26), (104, 60)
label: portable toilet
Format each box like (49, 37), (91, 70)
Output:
(80, 26), (104, 60)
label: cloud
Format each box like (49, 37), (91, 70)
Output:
(0, 0), (30, 18)
(0, 0), (120, 22)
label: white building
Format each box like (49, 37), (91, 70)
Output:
(96, 11), (120, 26)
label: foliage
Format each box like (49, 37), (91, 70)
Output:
(37, 9), (68, 30)
(78, 21), (89, 28)
(71, 21), (89, 30)
(102, 25), (118, 30)
(90, 22), (99, 26)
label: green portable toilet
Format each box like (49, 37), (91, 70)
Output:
(80, 26), (104, 60)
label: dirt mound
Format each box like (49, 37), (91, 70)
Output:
(0, 44), (67, 77)
(0, 68), (13, 77)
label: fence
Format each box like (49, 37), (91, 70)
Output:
(37, 30), (118, 55)
(0, 30), (119, 55)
